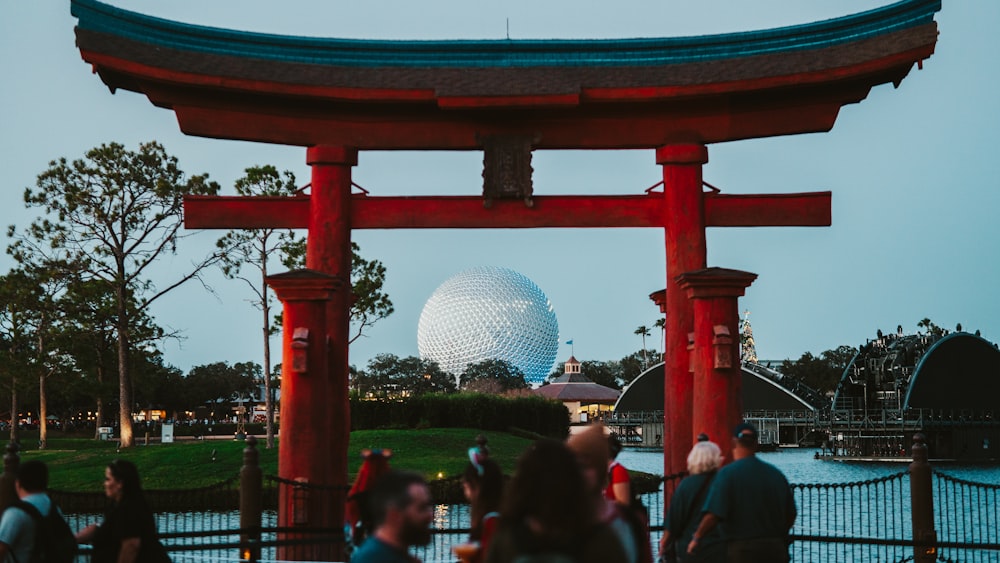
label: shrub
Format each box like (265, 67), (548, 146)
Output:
(351, 393), (569, 438)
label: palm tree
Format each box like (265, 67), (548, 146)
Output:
(634, 325), (651, 369)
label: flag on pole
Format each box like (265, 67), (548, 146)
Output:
(565, 339), (574, 345)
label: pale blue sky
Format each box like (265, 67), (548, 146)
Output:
(1, 1), (998, 375)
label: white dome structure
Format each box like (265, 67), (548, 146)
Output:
(417, 266), (559, 384)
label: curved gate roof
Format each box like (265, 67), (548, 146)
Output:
(71, 0), (940, 148)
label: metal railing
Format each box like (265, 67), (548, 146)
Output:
(3, 434), (999, 562)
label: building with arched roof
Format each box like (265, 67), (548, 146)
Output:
(613, 361), (824, 447)
(829, 329), (1000, 460)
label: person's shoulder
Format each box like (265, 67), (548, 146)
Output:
(22, 492), (52, 514)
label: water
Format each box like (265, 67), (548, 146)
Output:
(618, 447), (1000, 485)
(66, 449), (997, 563)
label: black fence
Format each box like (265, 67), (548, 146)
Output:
(3, 434), (998, 562)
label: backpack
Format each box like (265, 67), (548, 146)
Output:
(12, 499), (77, 563)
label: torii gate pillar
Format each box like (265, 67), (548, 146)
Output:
(677, 268), (757, 455)
(266, 269), (345, 561)
(658, 144), (708, 478)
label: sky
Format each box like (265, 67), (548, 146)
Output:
(1, 1), (999, 377)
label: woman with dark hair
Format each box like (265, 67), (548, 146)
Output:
(484, 439), (626, 563)
(76, 459), (170, 563)
(459, 445), (504, 563)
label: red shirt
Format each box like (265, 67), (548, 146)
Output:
(604, 460), (631, 501)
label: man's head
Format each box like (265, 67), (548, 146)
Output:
(732, 422), (759, 459)
(15, 460), (49, 496)
(367, 470), (433, 548)
(566, 423), (610, 493)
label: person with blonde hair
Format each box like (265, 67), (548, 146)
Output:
(658, 440), (724, 563)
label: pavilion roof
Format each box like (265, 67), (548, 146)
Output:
(534, 380), (621, 403)
(71, 0), (941, 149)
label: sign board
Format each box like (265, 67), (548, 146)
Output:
(162, 422), (174, 444)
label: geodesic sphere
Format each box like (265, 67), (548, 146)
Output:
(417, 266), (559, 384)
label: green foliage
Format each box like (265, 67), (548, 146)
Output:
(459, 358), (529, 393)
(780, 344), (858, 396)
(182, 361), (260, 408)
(351, 394), (569, 438)
(352, 354), (457, 397)
(579, 360), (621, 390)
(280, 239), (394, 344)
(7, 141), (222, 447)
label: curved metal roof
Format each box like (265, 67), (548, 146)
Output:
(614, 361), (819, 413)
(833, 331), (1000, 412)
(905, 333), (1000, 409)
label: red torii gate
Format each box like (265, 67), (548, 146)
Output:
(72, 0), (939, 555)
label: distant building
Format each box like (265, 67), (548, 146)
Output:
(534, 356), (620, 423)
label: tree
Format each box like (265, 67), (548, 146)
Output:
(634, 325), (651, 369)
(353, 354), (456, 398)
(8, 141), (221, 447)
(459, 359), (529, 393)
(281, 239), (394, 343)
(779, 345), (858, 397)
(917, 318), (947, 337)
(184, 362), (261, 411)
(654, 317), (666, 361)
(580, 360), (622, 390)
(0, 269), (38, 442)
(215, 165), (301, 449)
(619, 349), (659, 387)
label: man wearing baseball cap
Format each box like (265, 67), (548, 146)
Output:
(685, 422), (796, 563)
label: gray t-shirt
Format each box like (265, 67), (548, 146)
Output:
(0, 493), (52, 563)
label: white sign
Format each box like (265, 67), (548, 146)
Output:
(162, 423), (174, 444)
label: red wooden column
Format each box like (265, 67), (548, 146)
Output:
(305, 145), (356, 543)
(266, 270), (342, 561)
(658, 144), (708, 480)
(676, 268), (757, 455)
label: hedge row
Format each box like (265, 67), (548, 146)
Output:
(350, 394), (569, 438)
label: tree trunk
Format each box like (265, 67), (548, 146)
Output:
(93, 347), (105, 439)
(262, 255), (275, 449)
(38, 325), (47, 450)
(116, 278), (134, 448)
(38, 372), (46, 450)
(94, 397), (103, 440)
(9, 382), (17, 444)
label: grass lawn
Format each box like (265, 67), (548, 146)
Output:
(15, 428), (537, 492)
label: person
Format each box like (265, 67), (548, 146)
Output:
(0, 460), (54, 563)
(485, 439), (626, 563)
(345, 448), (393, 550)
(658, 441), (725, 563)
(462, 444), (504, 563)
(567, 424), (648, 563)
(75, 459), (170, 563)
(605, 434), (632, 506)
(350, 470), (434, 563)
(687, 423), (796, 563)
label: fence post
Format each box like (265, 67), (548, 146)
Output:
(0, 442), (20, 511)
(240, 436), (262, 563)
(909, 433), (936, 563)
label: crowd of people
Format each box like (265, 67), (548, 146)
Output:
(0, 421), (794, 563)
(0, 458), (170, 563)
(350, 421), (796, 563)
